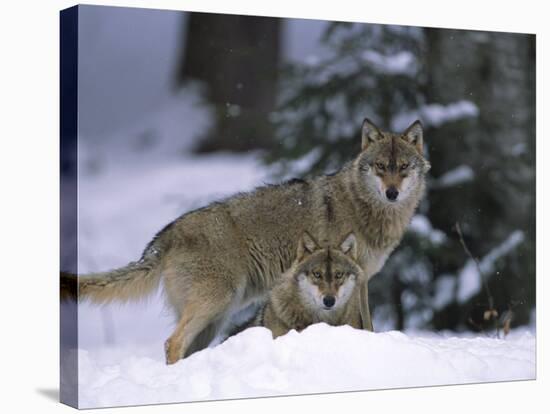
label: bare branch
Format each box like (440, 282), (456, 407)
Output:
(455, 222), (499, 337)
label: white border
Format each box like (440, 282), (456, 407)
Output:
(0, 0), (546, 413)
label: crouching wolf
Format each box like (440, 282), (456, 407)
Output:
(61, 118), (430, 364)
(250, 232), (364, 338)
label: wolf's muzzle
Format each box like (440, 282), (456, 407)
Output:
(323, 295), (336, 308)
(386, 186), (399, 201)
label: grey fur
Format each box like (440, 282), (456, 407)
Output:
(61, 119), (429, 363)
(249, 232), (365, 338)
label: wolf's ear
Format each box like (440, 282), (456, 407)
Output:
(402, 120), (424, 153)
(340, 233), (358, 260)
(297, 232), (320, 259)
(361, 118), (383, 151)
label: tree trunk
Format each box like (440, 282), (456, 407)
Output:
(175, 12), (281, 153)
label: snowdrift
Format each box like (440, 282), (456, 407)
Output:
(77, 324), (535, 408)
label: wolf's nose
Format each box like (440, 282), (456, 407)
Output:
(323, 295), (336, 308)
(386, 186), (399, 201)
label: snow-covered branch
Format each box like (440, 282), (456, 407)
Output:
(457, 230), (525, 304)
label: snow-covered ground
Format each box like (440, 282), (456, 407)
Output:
(76, 324), (535, 408)
(73, 87), (535, 408)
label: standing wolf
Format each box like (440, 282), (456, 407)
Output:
(62, 118), (430, 364)
(250, 232), (364, 338)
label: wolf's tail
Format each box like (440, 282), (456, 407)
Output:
(60, 240), (166, 304)
(60, 218), (177, 304)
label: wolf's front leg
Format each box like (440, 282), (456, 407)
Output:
(359, 280), (374, 331)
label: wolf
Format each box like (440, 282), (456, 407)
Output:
(250, 232), (364, 338)
(62, 118), (430, 364)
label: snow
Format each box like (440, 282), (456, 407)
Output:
(77, 324), (535, 408)
(269, 147), (324, 180)
(479, 230), (525, 275)
(432, 275), (457, 310)
(391, 100), (479, 131)
(299, 48), (418, 88)
(409, 214), (447, 245)
(361, 50), (417, 76)
(457, 230), (525, 303)
(420, 101), (480, 127)
(307, 55), (363, 86)
(457, 260), (482, 305)
(433, 165), (475, 189)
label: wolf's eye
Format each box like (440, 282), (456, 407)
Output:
(313, 271), (322, 279)
(376, 162), (386, 170)
(335, 272), (344, 279)
(400, 163), (409, 171)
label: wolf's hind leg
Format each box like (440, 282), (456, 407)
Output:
(183, 319), (224, 358)
(164, 288), (234, 364)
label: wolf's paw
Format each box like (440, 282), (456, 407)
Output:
(164, 338), (183, 365)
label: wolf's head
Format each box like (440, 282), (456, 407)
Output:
(292, 232), (363, 312)
(353, 118), (431, 205)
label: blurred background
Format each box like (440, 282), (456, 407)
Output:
(63, 5), (535, 349)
